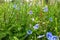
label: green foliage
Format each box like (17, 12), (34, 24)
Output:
(0, 1), (60, 40)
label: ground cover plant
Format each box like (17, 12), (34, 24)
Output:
(0, 0), (60, 40)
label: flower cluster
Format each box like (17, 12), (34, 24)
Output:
(46, 32), (59, 40)
(27, 24), (39, 35)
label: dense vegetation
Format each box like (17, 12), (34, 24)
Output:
(0, 0), (60, 40)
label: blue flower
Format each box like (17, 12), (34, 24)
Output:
(43, 6), (48, 12)
(27, 30), (32, 35)
(33, 24), (39, 30)
(46, 32), (53, 39)
(52, 36), (59, 40)
(13, 4), (17, 8)
(29, 10), (33, 14)
(49, 17), (53, 22)
(46, 32), (59, 40)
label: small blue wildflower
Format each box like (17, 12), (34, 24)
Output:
(27, 30), (32, 35)
(48, 36), (58, 40)
(33, 24), (39, 30)
(52, 36), (59, 40)
(49, 17), (53, 22)
(46, 32), (53, 39)
(43, 6), (48, 12)
(29, 10), (33, 14)
(13, 4), (17, 8)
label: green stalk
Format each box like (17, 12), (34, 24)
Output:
(35, 33), (37, 40)
(55, 18), (58, 35)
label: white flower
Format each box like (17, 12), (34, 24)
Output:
(32, 18), (35, 21)
(42, 22), (45, 24)
(37, 35), (45, 38)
